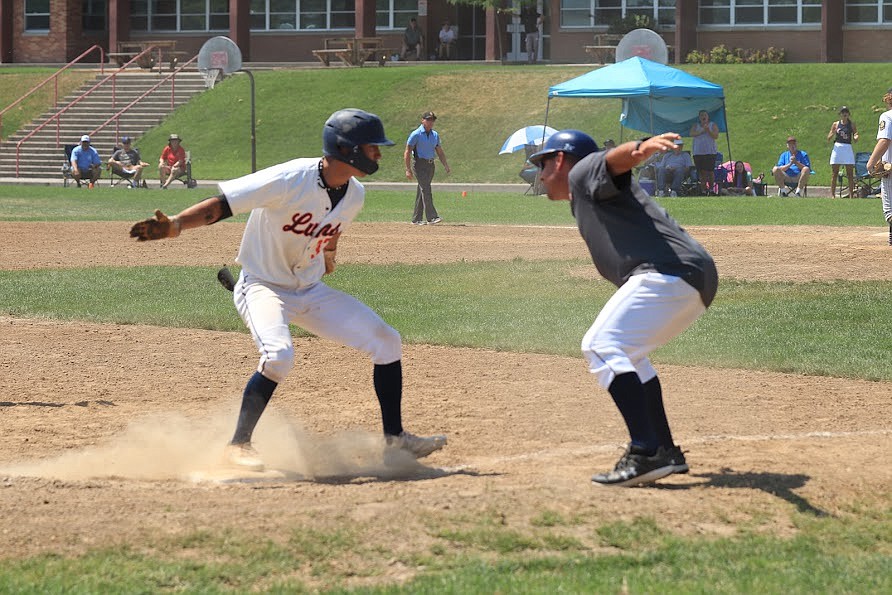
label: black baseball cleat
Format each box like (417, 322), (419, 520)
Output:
(591, 445), (677, 487)
(666, 444), (689, 474)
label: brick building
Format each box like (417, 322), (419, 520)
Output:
(0, 1), (889, 65)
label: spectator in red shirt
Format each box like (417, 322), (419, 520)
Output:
(158, 134), (187, 189)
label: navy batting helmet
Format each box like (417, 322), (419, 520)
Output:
(323, 109), (394, 175)
(528, 130), (598, 168)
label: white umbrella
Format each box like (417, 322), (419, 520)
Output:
(499, 125), (558, 155)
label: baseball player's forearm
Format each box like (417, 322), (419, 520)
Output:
(867, 139), (891, 171)
(129, 195), (231, 241)
(607, 134), (677, 176)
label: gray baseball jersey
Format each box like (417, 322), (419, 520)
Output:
(568, 151), (718, 307)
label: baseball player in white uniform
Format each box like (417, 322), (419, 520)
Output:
(529, 130), (718, 487)
(867, 87), (892, 245)
(129, 109), (447, 470)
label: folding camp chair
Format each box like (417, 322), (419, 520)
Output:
(175, 150), (197, 188)
(61, 144), (77, 187)
(519, 144), (545, 195)
(840, 151), (881, 198)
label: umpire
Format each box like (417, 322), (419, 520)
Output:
(405, 111), (451, 225)
(529, 130), (718, 487)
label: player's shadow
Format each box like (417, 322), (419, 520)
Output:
(312, 467), (494, 485)
(658, 469), (829, 517)
(0, 400), (116, 408)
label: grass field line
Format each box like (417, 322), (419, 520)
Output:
(443, 428), (892, 472)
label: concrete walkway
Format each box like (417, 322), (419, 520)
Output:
(0, 176), (838, 197)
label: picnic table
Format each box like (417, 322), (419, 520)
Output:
(109, 40), (188, 71)
(312, 37), (396, 67)
(583, 33), (623, 63)
(584, 33), (675, 63)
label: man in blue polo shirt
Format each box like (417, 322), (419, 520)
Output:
(70, 134), (102, 188)
(404, 111), (451, 225)
(772, 136), (811, 196)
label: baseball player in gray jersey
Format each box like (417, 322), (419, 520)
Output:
(529, 130), (718, 487)
(129, 109), (447, 471)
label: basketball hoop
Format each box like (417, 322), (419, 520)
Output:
(200, 68), (220, 89)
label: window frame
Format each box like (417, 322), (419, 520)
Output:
(25, 0), (51, 32)
(559, 0), (677, 30)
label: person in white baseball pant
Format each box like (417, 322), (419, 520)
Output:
(529, 130), (718, 488)
(129, 109), (447, 471)
(866, 87), (892, 246)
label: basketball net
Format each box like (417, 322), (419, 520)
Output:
(200, 68), (220, 89)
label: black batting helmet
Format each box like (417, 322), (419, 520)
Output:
(528, 130), (598, 167)
(323, 109), (394, 175)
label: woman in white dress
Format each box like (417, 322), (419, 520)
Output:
(828, 106), (859, 198)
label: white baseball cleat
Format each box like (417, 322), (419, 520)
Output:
(224, 443), (265, 471)
(386, 431), (447, 459)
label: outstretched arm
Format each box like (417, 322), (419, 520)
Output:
(606, 133), (679, 177)
(129, 194), (232, 241)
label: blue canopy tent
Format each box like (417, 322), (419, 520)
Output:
(543, 57), (732, 161)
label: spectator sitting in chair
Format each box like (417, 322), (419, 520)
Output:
(159, 133), (187, 189)
(438, 21), (456, 60)
(654, 138), (694, 197)
(401, 17), (423, 61)
(772, 136), (811, 196)
(108, 136), (149, 188)
(603, 138), (617, 150)
(71, 134), (102, 188)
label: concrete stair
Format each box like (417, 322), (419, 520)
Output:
(0, 69), (208, 179)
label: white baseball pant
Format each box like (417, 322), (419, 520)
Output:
(581, 272), (706, 389)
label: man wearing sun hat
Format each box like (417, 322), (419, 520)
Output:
(70, 134), (102, 188)
(158, 133), (187, 189)
(108, 136), (149, 188)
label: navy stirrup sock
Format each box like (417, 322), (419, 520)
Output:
(643, 376), (675, 448)
(373, 361), (404, 436)
(607, 372), (659, 454)
(231, 371), (278, 445)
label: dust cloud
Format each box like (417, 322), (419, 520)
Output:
(0, 405), (434, 483)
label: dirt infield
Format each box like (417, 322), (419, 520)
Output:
(1, 221), (890, 583)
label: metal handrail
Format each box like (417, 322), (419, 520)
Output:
(89, 55), (199, 143)
(0, 44), (105, 138)
(14, 47), (158, 177)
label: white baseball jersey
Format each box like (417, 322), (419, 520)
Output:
(219, 158), (364, 289)
(876, 110), (892, 222)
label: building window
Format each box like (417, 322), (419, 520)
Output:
(560, 0), (676, 29)
(132, 0), (231, 32)
(25, 0), (51, 31)
(248, 0), (356, 31)
(82, 0), (107, 31)
(376, 0), (416, 29)
(700, 1), (821, 26)
(846, 0), (892, 23)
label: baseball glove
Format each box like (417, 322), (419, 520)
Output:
(869, 161), (892, 178)
(217, 266), (236, 292)
(129, 209), (181, 241)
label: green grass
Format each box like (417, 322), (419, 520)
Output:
(0, 186), (884, 226)
(4, 263), (892, 381)
(3, 63), (890, 185)
(0, 68), (95, 140)
(1, 511), (888, 593)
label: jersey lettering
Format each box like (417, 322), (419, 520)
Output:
(282, 212), (342, 238)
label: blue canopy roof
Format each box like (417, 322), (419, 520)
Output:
(547, 57), (727, 136)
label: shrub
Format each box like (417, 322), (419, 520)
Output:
(685, 44), (785, 64)
(607, 14), (658, 35)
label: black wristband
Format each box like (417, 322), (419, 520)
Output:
(635, 136), (651, 151)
